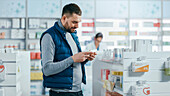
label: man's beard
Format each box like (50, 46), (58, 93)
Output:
(65, 22), (72, 33)
(65, 22), (76, 33)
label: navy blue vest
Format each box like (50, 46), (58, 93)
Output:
(40, 22), (86, 89)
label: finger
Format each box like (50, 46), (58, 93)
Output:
(90, 52), (97, 56)
(82, 51), (93, 55)
(88, 57), (94, 60)
(89, 55), (95, 59)
(91, 56), (95, 59)
(90, 54), (95, 57)
(90, 54), (95, 58)
(84, 55), (90, 58)
(94, 52), (97, 55)
(88, 57), (94, 61)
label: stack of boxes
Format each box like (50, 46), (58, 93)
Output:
(131, 39), (152, 52)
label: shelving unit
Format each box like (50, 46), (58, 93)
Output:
(0, 18), (26, 50)
(93, 51), (170, 96)
(0, 52), (30, 96)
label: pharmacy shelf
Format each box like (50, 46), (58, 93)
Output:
(0, 28), (25, 30)
(0, 39), (25, 40)
(28, 39), (40, 40)
(93, 52), (170, 96)
(100, 60), (123, 65)
(99, 60), (124, 72)
(0, 17), (26, 50)
(31, 59), (41, 60)
(28, 28), (47, 30)
(28, 49), (40, 51)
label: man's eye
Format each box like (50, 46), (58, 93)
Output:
(73, 21), (77, 24)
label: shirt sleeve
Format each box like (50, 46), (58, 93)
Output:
(41, 33), (74, 76)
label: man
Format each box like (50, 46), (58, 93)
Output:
(40, 3), (96, 96)
(86, 32), (105, 51)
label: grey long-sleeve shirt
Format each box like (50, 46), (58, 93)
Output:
(41, 20), (83, 92)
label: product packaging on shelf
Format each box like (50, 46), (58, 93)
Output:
(165, 60), (170, 76)
(36, 52), (41, 59)
(103, 80), (115, 92)
(21, 18), (25, 29)
(106, 69), (110, 80)
(131, 39), (152, 52)
(31, 52), (41, 60)
(132, 81), (150, 96)
(29, 33), (36, 39)
(36, 32), (42, 39)
(0, 32), (5, 39)
(101, 69), (110, 81)
(132, 61), (149, 72)
(31, 52), (36, 59)
(114, 48), (122, 62)
(12, 19), (20, 28)
(0, 60), (5, 81)
(101, 69), (104, 81)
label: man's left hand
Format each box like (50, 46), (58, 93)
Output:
(86, 52), (97, 61)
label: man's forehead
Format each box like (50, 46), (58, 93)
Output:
(70, 14), (81, 22)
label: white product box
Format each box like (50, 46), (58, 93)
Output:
(29, 33), (36, 39)
(12, 19), (20, 28)
(19, 43), (25, 50)
(29, 19), (40, 28)
(6, 20), (12, 28)
(35, 43), (40, 50)
(0, 20), (11, 28)
(30, 81), (43, 95)
(11, 29), (25, 39)
(29, 43), (35, 50)
(131, 39), (152, 52)
(40, 23), (47, 28)
(30, 83), (42, 89)
(21, 18), (25, 28)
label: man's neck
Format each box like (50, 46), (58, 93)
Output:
(58, 19), (67, 32)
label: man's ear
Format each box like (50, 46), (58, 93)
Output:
(62, 15), (67, 21)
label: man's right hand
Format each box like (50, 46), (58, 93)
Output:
(71, 52), (94, 62)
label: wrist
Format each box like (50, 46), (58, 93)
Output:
(71, 56), (75, 62)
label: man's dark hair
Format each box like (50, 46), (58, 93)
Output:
(95, 32), (103, 39)
(62, 3), (82, 16)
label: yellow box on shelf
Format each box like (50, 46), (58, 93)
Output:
(31, 72), (43, 80)
(120, 72), (123, 76)
(111, 71), (123, 76)
(103, 80), (115, 92)
(111, 71), (117, 75)
(109, 31), (128, 36)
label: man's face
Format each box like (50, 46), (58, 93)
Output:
(63, 13), (81, 33)
(95, 37), (102, 45)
